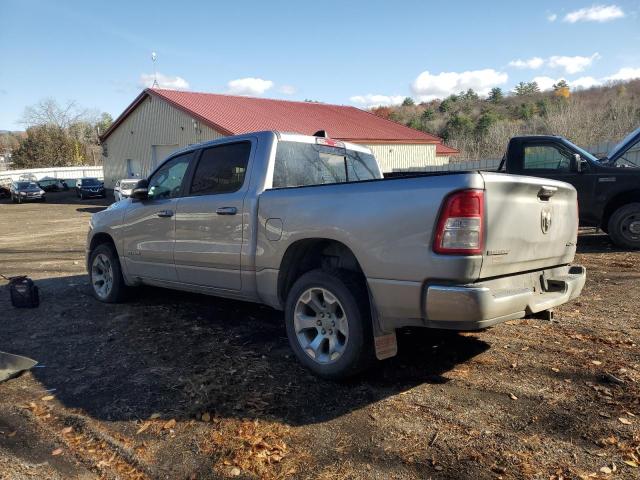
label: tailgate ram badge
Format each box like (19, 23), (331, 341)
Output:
(541, 206), (553, 234)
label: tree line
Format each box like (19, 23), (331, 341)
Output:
(372, 79), (640, 160)
(1, 99), (113, 169)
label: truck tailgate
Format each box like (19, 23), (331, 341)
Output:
(480, 172), (578, 279)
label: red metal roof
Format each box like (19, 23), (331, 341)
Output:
(101, 88), (458, 154)
(435, 143), (459, 155)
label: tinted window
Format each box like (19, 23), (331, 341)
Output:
(524, 145), (571, 171)
(148, 152), (192, 200)
(81, 178), (101, 186)
(190, 142), (251, 195)
(273, 141), (379, 188)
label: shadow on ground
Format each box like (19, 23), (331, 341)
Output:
(1, 274), (488, 427)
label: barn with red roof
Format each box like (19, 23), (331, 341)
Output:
(99, 88), (457, 186)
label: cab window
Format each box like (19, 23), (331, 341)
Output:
(189, 142), (251, 195)
(523, 144), (571, 171)
(147, 152), (192, 200)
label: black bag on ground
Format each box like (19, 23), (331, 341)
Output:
(9, 276), (39, 308)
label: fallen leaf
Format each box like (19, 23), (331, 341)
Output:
(136, 422), (151, 434)
(591, 360), (602, 366)
(201, 412), (211, 422)
(618, 417), (632, 425)
(623, 460), (638, 468)
(509, 393), (518, 400)
(163, 419), (176, 430)
(41, 395), (55, 401)
(230, 467), (241, 476)
(61, 427), (73, 435)
(51, 448), (63, 456)
(149, 413), (161, 420)
(600, 466), (611, 474)
(7, 431), (16, 438)
(552, 367), (560, 372)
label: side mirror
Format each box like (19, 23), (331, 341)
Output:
(571, 153), (584, 173)
(131, 179), (149, 200)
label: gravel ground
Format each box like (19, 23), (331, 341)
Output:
(0, 191), (638, 480)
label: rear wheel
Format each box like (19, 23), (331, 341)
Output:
(608, 203), (640, 249)
(89, 243), (128, 303)
(285, 269), (374, 379)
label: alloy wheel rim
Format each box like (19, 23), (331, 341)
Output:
(92, 253), (113, 299)
(294, 287), (349, 364)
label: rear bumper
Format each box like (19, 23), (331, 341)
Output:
(423, 265), (586, 330)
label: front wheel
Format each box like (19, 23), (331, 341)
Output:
(285, 269), (374, 380)
(608, 203), (640, 249)
(88, 243), (128, 302)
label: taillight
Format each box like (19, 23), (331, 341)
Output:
(433, 189), (484, 255)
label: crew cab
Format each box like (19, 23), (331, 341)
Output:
(498, 127), (640, 248)
(86, 131), (586, 378)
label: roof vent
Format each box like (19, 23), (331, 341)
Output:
(312, 129), (328, 138)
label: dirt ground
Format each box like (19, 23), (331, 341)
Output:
(0, 190), (638, 480)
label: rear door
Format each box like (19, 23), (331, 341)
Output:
(121, 152), (193, 282)
(480, 172), (578, 279)
(173, 140), (253, 290)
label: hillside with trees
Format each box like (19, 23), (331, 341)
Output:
(371, 79), (640, 160)
(4, 99), (112, 169)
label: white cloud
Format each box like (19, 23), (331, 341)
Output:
(571, 76), (602, 89)
(531, 76), (560, 91)
(547, 53), (601, 74)
(226, 77), (274, 96)
(604, 67), (640, 82)
(139, 72), (189, 90)
(278, 84), (297, 95)
(350, 94), (405, 108)
(547, 13), (558, 22)
(509, 57), (545, 69)
(411, 69), (508, 101)
(564, 5), (625, 23)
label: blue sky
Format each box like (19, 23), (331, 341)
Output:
(1, 0), (639, 129)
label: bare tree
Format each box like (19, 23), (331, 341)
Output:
(20, 98), (98, 129)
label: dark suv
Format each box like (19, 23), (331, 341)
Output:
(76, 178), (106, 199)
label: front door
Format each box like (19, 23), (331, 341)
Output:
(520, 141), (597, 223)
(122, 152), (193, 282)
(174, 141), (253, 290)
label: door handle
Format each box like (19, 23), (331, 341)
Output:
(537, 186), (558, 200)
(156, 209), (174, 218)
(216, 207), (237, 215)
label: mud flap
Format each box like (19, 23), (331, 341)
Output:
(0, 351), (38, 383)
(368, 289), (398, 360)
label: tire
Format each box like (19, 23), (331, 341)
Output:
(285, 269), (374, 380)
(88, 243), (128, 303)
(608, 202), (640, 249)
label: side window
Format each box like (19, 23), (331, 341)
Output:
(147, 152), (192, 200)
(189, 142), (251, 195)
(524, 145), (571, 171)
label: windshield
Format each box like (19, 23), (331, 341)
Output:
(81, 178), (101, 186)
(17, 182), (38, 189)
(272, 141), (381, 188)
(562, 140), (600, 163)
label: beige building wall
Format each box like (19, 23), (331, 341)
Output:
(361, 143), (448, 173)
(101, 95), (223, 187)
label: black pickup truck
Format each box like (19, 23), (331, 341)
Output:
(498, 127), (640, 249)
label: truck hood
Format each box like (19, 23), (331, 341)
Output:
(604, 126), (640, 164)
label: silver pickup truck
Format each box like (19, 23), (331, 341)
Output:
(87, 131), (586, 378)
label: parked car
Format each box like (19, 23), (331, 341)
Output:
(113, 178), (141, 202)
(76, 177), (106, 199)
(10, 181), (46, 203)
(497, 127), (640, 248)
(86, 131), (585, 378)
(38, 177), (69, 192)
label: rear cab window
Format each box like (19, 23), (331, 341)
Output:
(272, 139), (381, 188)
